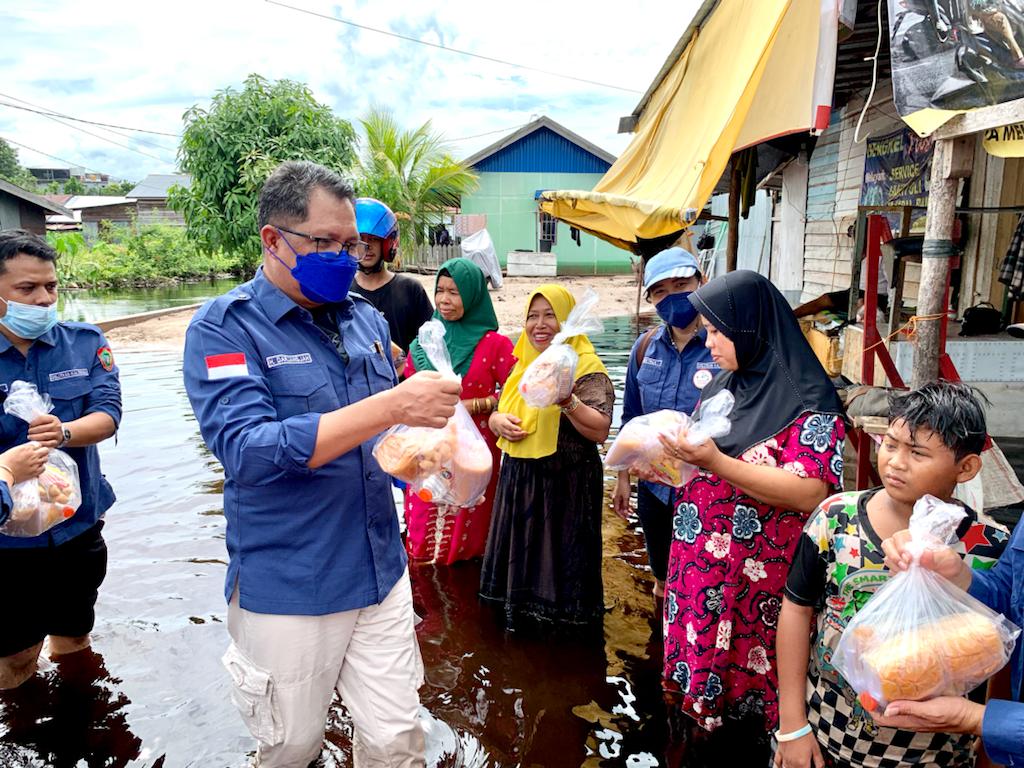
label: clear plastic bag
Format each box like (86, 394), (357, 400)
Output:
(0, 381), (83, 537)
(604, 391), (734, 487)
(518, 289), (604, 408)
(372, 321), (492, 508)
(832, 495), (1020, 712)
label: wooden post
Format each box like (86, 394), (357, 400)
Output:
(912, 136), (973, 388)
(727, 157), (740, 272)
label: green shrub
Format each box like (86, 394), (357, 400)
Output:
(47, 226), (247, 287)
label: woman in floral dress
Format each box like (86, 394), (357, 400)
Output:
(658, 271), (846, 765)
(403, 258), (515, 564)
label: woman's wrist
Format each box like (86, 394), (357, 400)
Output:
(0, 463), (14, 486)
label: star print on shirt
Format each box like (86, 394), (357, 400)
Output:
(960, 522), (992, 552)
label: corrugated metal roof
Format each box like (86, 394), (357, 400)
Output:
(0, 178), (72, 216)
(128, 173), (191, 199)
(470, 126), (613, 174)
(65, 196), (136, 210)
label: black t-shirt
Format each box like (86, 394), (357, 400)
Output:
(353, 274), (434, 352)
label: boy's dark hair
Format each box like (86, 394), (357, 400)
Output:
(888, 381), (988, 460)
(258, 161), (355, 230)
(0, 229), (58, 274)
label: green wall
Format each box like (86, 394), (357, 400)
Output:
(461, 172), (631, 275)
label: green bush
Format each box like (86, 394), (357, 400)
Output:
(47, 225), (247, 287)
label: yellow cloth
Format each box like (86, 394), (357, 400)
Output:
(539, 0), (825, 251)
(497, 285), (608, 460)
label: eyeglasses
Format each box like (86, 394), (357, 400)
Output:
(276, 226), (369, 259)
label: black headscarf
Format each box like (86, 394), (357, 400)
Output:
(689, 270), (844, 459)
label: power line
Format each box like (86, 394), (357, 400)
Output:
(0, 98), (181, 137)
(0, 92), (178, 161)
(1, 136), (104, 175)
(265, 0), (642, 94)
(449, 123), (529, 143)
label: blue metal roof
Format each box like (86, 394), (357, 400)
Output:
(472, 126), (613, 174)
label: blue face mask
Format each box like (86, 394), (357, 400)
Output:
(268, 230), (359, 304)
(0, 298), (58, 339)
(655, 291), (698, 330)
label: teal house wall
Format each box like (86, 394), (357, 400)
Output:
(460, 118), (631, 276)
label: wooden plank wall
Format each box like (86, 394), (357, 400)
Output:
(802, 83), (903, 302)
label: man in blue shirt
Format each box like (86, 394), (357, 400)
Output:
(0, 229), (121, 690)
(613, 247), (719, 601)
(880, 519), (1024, 766)
(183, 161), (459, 768)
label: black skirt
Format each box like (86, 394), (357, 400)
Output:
(479, 433), (605, 627)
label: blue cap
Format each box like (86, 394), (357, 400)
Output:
(643, 247), (699, 293)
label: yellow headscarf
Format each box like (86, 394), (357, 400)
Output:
(497, 285), (608, 459)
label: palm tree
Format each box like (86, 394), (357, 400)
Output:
(357, 107), (478, 262)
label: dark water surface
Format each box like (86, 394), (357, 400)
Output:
(58, 280), (240, 324)
(0, 315), (674, 767)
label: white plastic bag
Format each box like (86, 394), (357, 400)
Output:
(832, 495), (1020, 712)
(518, 288), (604, 408)
(604, 391), (734, 487)
(0, 381), (82, 537)
(372, 321), (491, 508)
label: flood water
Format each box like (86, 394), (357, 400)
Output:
(58, 280), (239, 324)
(0, 313), (678, 768)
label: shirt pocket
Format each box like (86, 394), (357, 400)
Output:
(361, 353), (396, 396)
(266, 366), (338, 419)
(636, 361), (664, 411)
(47, 376), (93, 421)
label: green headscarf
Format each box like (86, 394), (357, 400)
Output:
(409, 257), (499, 376)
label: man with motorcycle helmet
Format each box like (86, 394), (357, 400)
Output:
(352, 199), (434, 370)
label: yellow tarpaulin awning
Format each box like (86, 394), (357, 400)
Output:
(540, 0), (825, 252)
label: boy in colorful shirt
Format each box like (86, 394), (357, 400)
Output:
(775, 382), (1009, 768)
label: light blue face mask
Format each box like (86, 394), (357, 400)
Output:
(0, 298), (58, 339)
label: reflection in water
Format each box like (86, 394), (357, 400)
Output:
(0, 648), (144, 767)
(58, 280), (239, 324)
(0, 314), (680, 767)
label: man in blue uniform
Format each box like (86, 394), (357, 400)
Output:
(613, 247), (719, 601)
(183, 161), (460, 768)
(0, 229), (122, 689)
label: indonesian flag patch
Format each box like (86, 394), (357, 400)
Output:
(205, 352), (249, 380)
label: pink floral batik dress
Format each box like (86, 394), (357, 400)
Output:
(402, 331), (515, 565)
(662, 411), (845, 731)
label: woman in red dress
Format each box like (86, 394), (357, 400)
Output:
(658, 271), (846, 766)
(403, 258), (515, 565)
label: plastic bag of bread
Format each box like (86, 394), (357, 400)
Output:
(0, 381), (83, 538)
(604, 391), (735, 486)
(372, 321), (491, 508)
(832, 495), (1020, 712)
(518, 289), (604, 408)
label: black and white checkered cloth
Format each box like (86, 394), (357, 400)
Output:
(999, 213), (1024, 300)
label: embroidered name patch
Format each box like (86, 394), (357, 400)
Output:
(206, 352), (249, 380)
(97, 346), (115, 371)
(641, 357), (663, 368)
(49, 368), (89, 382)
(266, 353), (313, 368)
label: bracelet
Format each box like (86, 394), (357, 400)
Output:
(561, 395), (581, 414)
(775, 724), (812, 743)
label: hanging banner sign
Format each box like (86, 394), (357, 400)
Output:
(983, 123), (1024, 157)
(860, 128), (934, 208)
(888, 0), (1024, 135)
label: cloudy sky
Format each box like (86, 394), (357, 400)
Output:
(0, 1), (700, 184)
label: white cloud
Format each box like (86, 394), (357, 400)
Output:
(0, 0), (700, 181)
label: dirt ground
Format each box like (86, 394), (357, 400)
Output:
(105, 273), (650, 349)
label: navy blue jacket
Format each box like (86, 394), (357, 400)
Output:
(183, 269), (405, 616)
(0, 322), (121, 547)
